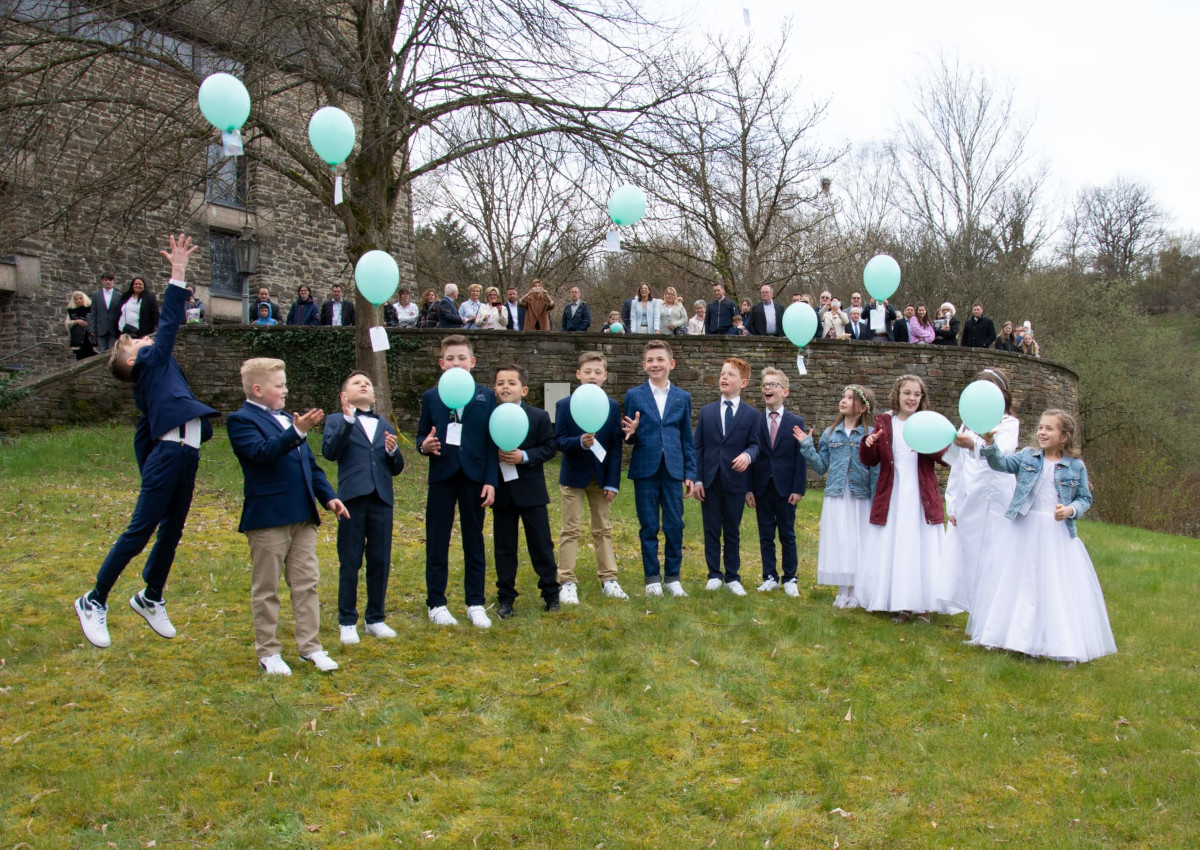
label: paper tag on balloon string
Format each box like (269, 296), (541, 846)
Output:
(590, 442), (607, 463)
(369, 325), (389, 352)
(500, 462), (519, 482)
(333, 173), (344, 206)
(796, 354), (807, 376)
(605, 231), (621, 252)
(221, 130), (243, 157)
(446, 422), (463, 446)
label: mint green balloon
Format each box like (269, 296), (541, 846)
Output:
(958, 380), (1005, 434)
(608, 322), (624, 334)
(489, 402), (529, 452)
(438, 367), (475, 410)
(308, 106), (356, 166)
(863, 254), (901, 301)
(607, 185), (647, 226)
(353, 250), (399, 306)
(782, 302), (818, 348)
(902, 410), (956, 454)
(198, 73), (250, 133)
(569, 383), (610, 433)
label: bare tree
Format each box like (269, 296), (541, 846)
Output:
(1070, 177), (1166, 280)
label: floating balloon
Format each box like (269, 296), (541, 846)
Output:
(958, 380), (1006, 435)
(607, 185), (647, 227)
(608, 322), (624, 334)
(437, 367), (475, 410)
(863, 254), (901, 302)
(353, 250), (399, 306)
(782, 302), (818, 348)
(902, 410), (956, 454)
(569, 383), (610, 433)
(308, 106), (356, 166)
(489, 402), (529, 452)
(197, 73), (251, 133)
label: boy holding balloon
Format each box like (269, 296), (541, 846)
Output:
(490, 365), (561, 619)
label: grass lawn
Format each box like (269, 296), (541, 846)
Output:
(1, 425), (1198, 848)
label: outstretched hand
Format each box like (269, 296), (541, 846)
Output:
(294, 408), (324, 432)
(158, 233), (198, 281)
(621, 411), (641, 441)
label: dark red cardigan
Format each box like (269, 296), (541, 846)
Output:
(859, 413), (947, 526)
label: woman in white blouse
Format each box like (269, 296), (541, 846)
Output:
(629, 282), (661, 334)
(686, 300), (706, 335)
(458, 283), (483, 328)
(474, 286), (509, 329)
(661, 287), (688, 335)
(389, 289), (418, 327)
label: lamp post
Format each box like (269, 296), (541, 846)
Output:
(234, 226), (261, 324)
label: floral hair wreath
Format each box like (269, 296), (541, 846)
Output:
(845, 384), (872, 417)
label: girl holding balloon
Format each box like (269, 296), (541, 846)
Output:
(794, 385), (879, 608)
(857, 375), (959, 622)
(943, 369), (1019, 622)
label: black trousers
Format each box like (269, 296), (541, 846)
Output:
(337, 494), (393, 625)
(493, 503), (560, 603)
(701, 481), (746, 583)
(425, 471), (488, 609)
(755, 487), (799, 582)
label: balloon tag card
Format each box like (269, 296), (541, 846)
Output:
(590, 442), (607, 463)
(222, 130), (243, 157)
(445, 423), (462, 446)
(605, 231), (620, 252)
(334, 174), (344, 206)
(796, 354), (807, 376)
(369, 325), (389, 352)
(500, 462), (519, 482)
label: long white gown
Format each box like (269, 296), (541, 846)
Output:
(816, 478), (873, 608)
(856, 417), (960, 615)
(968, 464), (1117, 662)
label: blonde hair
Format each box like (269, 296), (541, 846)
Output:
(578, 351), (607, 369)
(109, 335), (138, 383)
(1040, 409), (1080, 457)
(485, 286), (501, 301)
(834, 384), (875, 430)
(761, 366), (789, 391)
(468, 284), (482, 297)
(69, 291), (92, 308)
(241, 357), (286, 398)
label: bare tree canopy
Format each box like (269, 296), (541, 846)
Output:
(1068, 177), (1166, 280)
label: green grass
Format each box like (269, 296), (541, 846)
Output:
(1, 426), (1198, 848)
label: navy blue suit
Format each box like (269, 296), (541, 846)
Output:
(623, 382), (696, 583)
(694, 399), (762, 583)
(502, 301), (525, 331)
(91, 280), (218, 604)
(226, 402), (337, 532)
(416, 384), (498, 608)
(561, 301), (592, 332)
(556, 396), (622, 492)
(751, 408), (807, 583)
(322, 412), (404, 626)
(436, 296), (464, 329)
(493, 403), (560, 604)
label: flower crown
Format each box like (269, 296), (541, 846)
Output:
(845, 384), (872, 415)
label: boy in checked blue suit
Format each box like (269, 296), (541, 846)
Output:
(621, 340), (696, 597)
(74, 234), (218, 649)
(322, 371), (405, 645)
(227, 358), (349, 675)
(693, 357), (762, 596)
(416, 335), (498, 628)
(555, 351), (626, 605)
(747, 367), (807, 596)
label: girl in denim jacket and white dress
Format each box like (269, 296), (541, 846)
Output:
(974, 410), (1116, 662)
(795, 385), (878, 608)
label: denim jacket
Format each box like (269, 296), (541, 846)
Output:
(981, 445), (1092, 538)
(798, 422), (878, 499)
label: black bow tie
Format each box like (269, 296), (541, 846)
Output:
(355, 410), (378, 419)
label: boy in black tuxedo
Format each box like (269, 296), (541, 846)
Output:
(322, 371), (405, 645)
(74, 234), (218, 649)
(491, 365), (561, 618)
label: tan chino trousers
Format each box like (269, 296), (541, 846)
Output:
(557, 482), (618, 585)
(247, 522), (323, 658)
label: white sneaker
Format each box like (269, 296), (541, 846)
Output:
(645, 582), (663, 597)
(130, 592), (177, 639)
(75, 595), (110, 648)
(725, 581), (747, 597)
(466, 605), (492, 628)
(560, 582), (580, 605)
(601, 580), (629, 600)
(665, 581), (688, 598)
(428, 606), (458, 626)
(364, 622), (397, 638)
(259, 654), (291, 675)
(757, 578), (780, 593)
(705, 578), (723, 591)
(783, 580), (800, 597)
(340, 625), (360, 644)
(301, 650), (338, 672)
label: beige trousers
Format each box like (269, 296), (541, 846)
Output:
(247, 522), (323, 658)
(557, 482), (618, 584)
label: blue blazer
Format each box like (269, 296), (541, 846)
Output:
(493, 402), (556, 509)
(694, 400), (762, 494)
(130, 281), (218, 469)
(561, 302), (592, 332)
(321, 412), (405, 505)
(623, 382), (696, 482)
(502, 302), (526, 330)
(226, 402), (337, 533)
(751, 409), (807, 498)
(556, 395), (621, 491)
(416, 385), (499, 487)
(436, 297), (464, 329)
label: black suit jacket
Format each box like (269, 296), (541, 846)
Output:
(748, 301), (785, 336)
(892, 317), (910, 343)
(493, 403), (556, 509)
(961, 316), (997, 348)
(321, 412), (404, 504)
(847, 319), (870, 340)
(88, 287), (123, 338)
(118, 291), (159, 338)
(320, 299), (356, 326)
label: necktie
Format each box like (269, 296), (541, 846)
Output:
(769, 411), (778, 446)
(724, 400), (733, 436)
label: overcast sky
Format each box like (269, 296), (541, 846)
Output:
(682, 0), (1200, 237)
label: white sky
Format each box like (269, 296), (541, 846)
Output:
(683, 0), (1200, 235)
